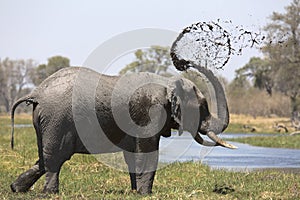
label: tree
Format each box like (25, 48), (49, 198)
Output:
(32, 56), (70, 85)
(119, 46), (172, 76)
(0, 58), (36, 112)
(262, 0), (300, 113)
(236, 0), (300, 115)
(235, 57), (273, 96)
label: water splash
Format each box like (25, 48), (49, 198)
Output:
(171, 20), (270, 71)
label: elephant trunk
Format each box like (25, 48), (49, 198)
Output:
(170, 35), (235, 149)
(192, 65), (236, 149)
(194, 65), (229, 133)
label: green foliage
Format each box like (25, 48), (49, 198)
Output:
(262, 0), (300, 112)
(33, 64), (47, 85)
(229, 135), (300, 149)
(181, 69), (228, 108)
(232, 0), (300, 116)
(119, 46), (172, 76)
(182, 70), (209, 96)
(32, 56), (70, 85)
(47, 56), (70, 75)
(235, 57), (273, 95)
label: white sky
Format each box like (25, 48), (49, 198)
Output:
(0, 0), (292, 80)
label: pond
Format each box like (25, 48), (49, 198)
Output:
(159, 133), (300, 172)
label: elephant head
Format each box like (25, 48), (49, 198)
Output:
(169, 25), (236, 149)
(167, 66), (236, 149)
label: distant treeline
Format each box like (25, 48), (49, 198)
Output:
(0, 56), (70, 113)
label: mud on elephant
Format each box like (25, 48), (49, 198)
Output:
(10, 66), (235, 195)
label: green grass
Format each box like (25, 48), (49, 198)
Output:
(229, 135), (300, 149)
(223, 114), (300, 149)
(1, 115), (300, 199)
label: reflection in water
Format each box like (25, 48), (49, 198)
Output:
(159, 133), (300, 172)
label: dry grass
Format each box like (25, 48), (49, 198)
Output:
(0, 113), (29, 118)
(227, 114), (291, 133)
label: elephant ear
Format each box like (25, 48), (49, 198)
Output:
(167, 77), (200, 136)
(167, 79), (183, 135)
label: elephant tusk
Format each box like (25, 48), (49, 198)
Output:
(194, 133), (217, 147)
(207, 131), (238, 149)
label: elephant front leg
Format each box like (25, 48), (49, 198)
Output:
(11, 161), (45, 192)
(124, 150), (159, 195)
(123, 151), (137, 191)
(135, 151), (158, 194)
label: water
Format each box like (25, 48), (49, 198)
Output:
(3, 124), (33, 128)
(159, 133), (300, 171)
(13, 124), (33, 128)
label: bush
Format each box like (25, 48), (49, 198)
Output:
(227, 88), (291, 117)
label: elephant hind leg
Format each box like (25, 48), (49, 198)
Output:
(42, 150), (74, 194)
(11, 160), (45, 193)
(42, 161), (65, 193)
(43, 171), (61, 193)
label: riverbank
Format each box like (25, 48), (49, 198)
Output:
(224, 114), (300, 149)
(228, 134), (300, 149)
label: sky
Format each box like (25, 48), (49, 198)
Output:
(0, 0), (292, 80)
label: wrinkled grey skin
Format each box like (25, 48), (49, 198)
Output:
(10, 66), (231, 195)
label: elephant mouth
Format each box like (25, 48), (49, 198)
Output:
(194, 131), (237, 149)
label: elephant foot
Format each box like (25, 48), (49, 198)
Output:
(137, 188), (152, 195)
(10, 182), (30, 193)
(11, 164), (44, 193)
(42, 187), (59, 194)
(43, 171), (60, 194)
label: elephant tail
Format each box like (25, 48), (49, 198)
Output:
(11, 95), (36, 149)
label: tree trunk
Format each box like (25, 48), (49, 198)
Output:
(290, 95), (299, 114)
(4, 96), (10, 113)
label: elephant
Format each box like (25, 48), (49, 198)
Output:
(10, 66), (236, 195)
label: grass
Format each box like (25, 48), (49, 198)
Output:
(225, 114), (300, 149)
(0, 114), (300, 199)
(229, 135), (300, 149)
(226, 114), (291, 133)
